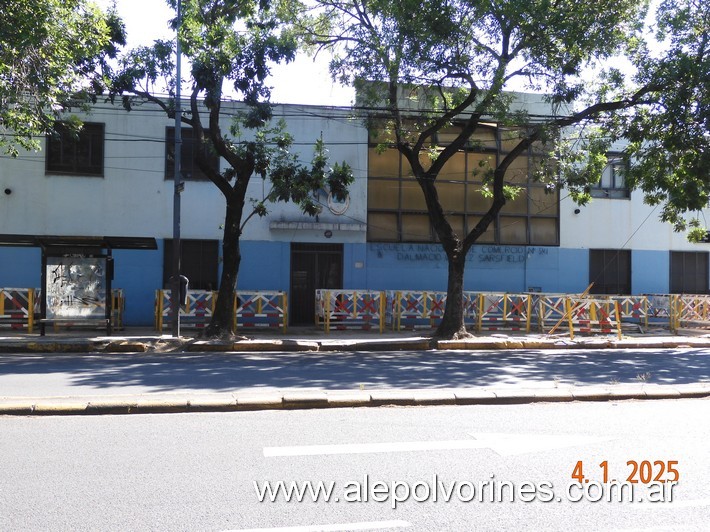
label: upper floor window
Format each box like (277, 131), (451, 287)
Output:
(46, 122), (104, 177)
(366, 124), (559, 246)
(591, 154), (629, 199)
(165, 127), (220, 181)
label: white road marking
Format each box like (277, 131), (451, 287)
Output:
(265, 439), (491, 456)
(225, 520), (411, 532)
(264, 433), (612, 457)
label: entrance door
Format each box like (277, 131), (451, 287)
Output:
(290, 243), (343, 325)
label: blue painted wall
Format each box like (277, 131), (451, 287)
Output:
(556, 249), (589, 293)
(0, 242), (689, 326)
(0, 247), (41, 287)
(239, 241), (290, 290)
(632, 250), (669, 294)
(113, 246), (163, 326)
(363, 243), (584, 294)
(344, 243), (368, 288)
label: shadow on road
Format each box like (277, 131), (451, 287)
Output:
(1, 348), (710, 392)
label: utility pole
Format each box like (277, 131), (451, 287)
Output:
(171, 0), (183, 337)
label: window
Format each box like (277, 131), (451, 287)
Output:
(163, 239), (219, 291)
(165, 127), (220, 181)
(46, 122), (104, 176)
(591, 154), (629, 199)
(670, 251), (708, 294)
(366, 124), (559, 245)
(589, 249), (631, 295)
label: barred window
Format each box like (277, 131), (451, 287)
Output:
(591, 154), (630, 199)
(165, 127), (220, 181)
(46, 122), (104, 177)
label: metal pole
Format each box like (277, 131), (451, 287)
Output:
(171, 0), (183, 337)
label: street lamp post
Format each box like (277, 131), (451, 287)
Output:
(171, 0), (183, 338)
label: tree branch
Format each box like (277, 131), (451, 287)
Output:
(188, 85), (233, 199)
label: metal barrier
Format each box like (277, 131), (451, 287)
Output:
(645, 294), (679, 331)
(610, 295), (649, 330)
(537, 293), (569, 333)
(675, 294), (710, 331)
(236, 291), (288, 331)
(0, 288), (125, 332)
(316, 289), (386, 332)
(565, 297), (622, 339)
(156, 289), (216, 330)
(385, 291), (668, 336)
(477, 293), (533, 333)
(388, 291), (446, 330)
(156, 289), (288, 331)
(0, 288), (36, 332)
(386, 291), (479, 331)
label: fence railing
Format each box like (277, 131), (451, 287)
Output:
(381, 290), (683, 337)
(7, 285), (704, 337)
(477, 293), (533, 333)
(646, 294), (678, 331)
(0, 288), (124, 333)
(674, 294), (710, 331)
(155, 289), (288, 332)
(565, 297), (622, 339)
(315, 289), (386, 332)
(386, 291), (479, 331)
(0, 288), (36, 332)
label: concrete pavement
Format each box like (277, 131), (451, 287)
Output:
(1, 326), (710, 415)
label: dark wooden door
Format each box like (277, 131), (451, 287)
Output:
(290, 244), (343, 325)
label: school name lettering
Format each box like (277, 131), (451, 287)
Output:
(479, 246), (523, 263)
(371, 243), (549, 263)
(371, 243), (445, 262)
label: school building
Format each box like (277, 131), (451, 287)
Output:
(1, 95), (707, 327)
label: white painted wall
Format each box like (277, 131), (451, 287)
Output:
(0, 96), (706, 253)
(0, 100), (368, 244)
(560, 184), (710, 251)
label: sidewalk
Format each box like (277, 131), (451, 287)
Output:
(1, 326), (709, 415)
(3, 325), (710, 353)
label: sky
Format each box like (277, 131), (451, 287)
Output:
(98, 0), (664, 108)
(98, 0), (355, 107)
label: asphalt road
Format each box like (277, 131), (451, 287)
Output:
(1, 348), (710, 397)
(1, 400), (709, 531)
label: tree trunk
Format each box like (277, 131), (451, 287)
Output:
(434, 250), (469, 339)
(206, 199), (243, 338)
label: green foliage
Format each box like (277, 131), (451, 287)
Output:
(264, 137), (354, 217)
(0, 0), (123, 154)
(295, 0), (649, 248)
(110, 0), (352, 221)
(301, 0), (708, 248)
(687, 226), (709, 244)
(553, 130), (612, 206)
(109, 0), (354, 336)
(239, 124), (354, 220)
(602, 0), (710, 238)
(294, 0), (710, 337)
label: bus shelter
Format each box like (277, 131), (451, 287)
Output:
(0, 234), (157, 335)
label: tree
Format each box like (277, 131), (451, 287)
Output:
(0, 0), (123, 155)
(297, 0), (694, 339)
(110, 0), (353, 338)
(602, 0), (710, 239)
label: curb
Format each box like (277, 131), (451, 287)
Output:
(4, 337), (710, 354)
(2, 385), (708, 416)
